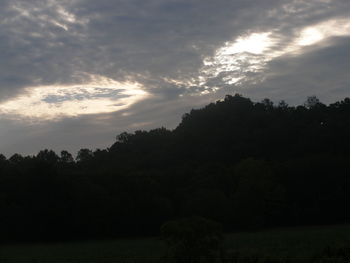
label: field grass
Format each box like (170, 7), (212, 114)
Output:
(0, 224), (349, 263)
(224, 224), (350, 262)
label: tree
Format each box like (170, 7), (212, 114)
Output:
(0, 154), (6, 162)
(232, 158), (285, 228)
(9, 153), (24, 164)
(60, 150), (74, 163)
(37, 149), (59, 164)
(261, 98), (274, 109)
(304, 95), (322, 109)
(76, 148), (93, 162)
(116, 132), (132, 144)
(277, 100), (288, 109)
(184, 189), (230, 222)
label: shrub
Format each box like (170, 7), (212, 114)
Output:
(160, 217), (223, 263)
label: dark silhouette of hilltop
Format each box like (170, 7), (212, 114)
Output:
(1, 94), (350, 242)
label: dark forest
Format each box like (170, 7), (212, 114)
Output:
(1, 94), (350, 242)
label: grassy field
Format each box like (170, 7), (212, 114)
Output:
(0, 224), (349, 263)
(224, 224), (350, 262)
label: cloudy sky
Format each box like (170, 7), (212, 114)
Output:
(1, 0), (350, 156)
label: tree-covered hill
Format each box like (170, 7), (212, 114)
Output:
(1, 94), (350, 242)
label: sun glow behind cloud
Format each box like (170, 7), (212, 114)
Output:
(297, 18), (350, 46)
(0, 75), (149, 121)
(200, 32), (276, 85)
(220, 33), (274, 55)
(199, 18), (350, 88)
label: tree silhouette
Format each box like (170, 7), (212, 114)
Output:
(76, 148), (93, 162)
(60, 150), (74, 163)
(0, 94), (350, 242)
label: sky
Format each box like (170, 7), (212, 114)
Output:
(1, 0), (350, 156)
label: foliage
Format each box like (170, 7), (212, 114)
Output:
(160, 217), (223, 263)
(0, 94), (350, 241)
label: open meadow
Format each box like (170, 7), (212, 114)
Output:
(0, 224), (349, 263)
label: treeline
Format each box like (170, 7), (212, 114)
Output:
(1, 94), (350, 242)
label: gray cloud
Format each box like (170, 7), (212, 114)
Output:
(0, 0), (285, 96)
(241, 36), (350, 105)
(1, 0), (350, 155)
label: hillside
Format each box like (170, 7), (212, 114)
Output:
(1, 94), (350, 242)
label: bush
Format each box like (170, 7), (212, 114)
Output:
(160, 217), (223, 263)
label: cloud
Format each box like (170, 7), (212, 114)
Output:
(1, 0), (350, 155)
(242, 36), (350, 104)
(0, 74), (149, 120)
(0, 0), (285, 98)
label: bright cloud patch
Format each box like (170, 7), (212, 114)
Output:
(200, 18), (350, 88)
(0, 75), (149, 120)
(297, 18), (350, 46)
(220, 33), (274, 55)
(201, 32), (276, 85)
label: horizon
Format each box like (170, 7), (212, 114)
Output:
(1, 93), (347, 158)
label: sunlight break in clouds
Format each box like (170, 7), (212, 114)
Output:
(0, 75), (149, 121)
(201, 32), (276, 85)
(200, 18), (350, 88)
(220, 33), (274, 55)
(297, 18), (350, 46)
